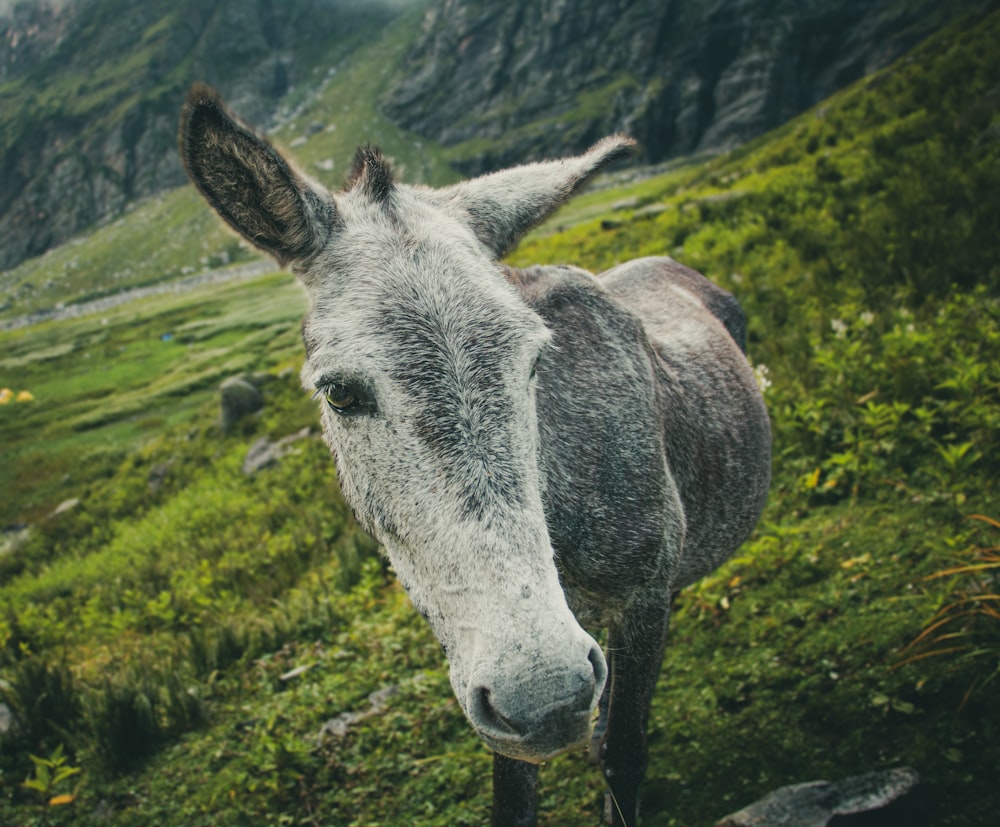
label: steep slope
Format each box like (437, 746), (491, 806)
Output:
(0, 0), (401, 271)
(0, 0), (78, 82)
(0, 6), (456, 327)
(3, 0), (993, 276)
(0, 8), (997, 827)
(385, 0), (997, 173)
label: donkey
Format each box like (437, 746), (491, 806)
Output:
(179, 83), (770, 826)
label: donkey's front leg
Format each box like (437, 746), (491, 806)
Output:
(492, 753), (539, 827)
(600, 602), (671, 826)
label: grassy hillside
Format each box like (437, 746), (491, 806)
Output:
(267, 5), (459, 191)
(1, 7), (999, 827)
(0, 0), (408, 272)
(0, 0), (454, 326)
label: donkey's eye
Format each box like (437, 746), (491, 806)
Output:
(321, 382), (368, 416)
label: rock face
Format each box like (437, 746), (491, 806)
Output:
(383, 0), (975, 173)
(0, 0), (397, 272)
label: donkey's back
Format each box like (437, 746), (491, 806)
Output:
(604, 255), (748, 354)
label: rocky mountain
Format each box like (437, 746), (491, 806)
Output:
(0, 0), (400, 271)
(0, 0), (76, 82)
(1, 0), (992, 273)
(385, 0), (991, 173)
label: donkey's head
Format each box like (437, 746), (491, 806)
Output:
(179, 84), (633, 761)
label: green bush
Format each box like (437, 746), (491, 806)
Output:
(769, 286), (999, 506)
(0, 658), (82, 749)
(87, 666), (205, 774)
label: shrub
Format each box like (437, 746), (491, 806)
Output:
(769, 286), (999, 506)
(86, 666), (205, 774)
(0, 658), (82, 749)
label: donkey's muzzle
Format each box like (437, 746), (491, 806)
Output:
(467, 641), (607, 762)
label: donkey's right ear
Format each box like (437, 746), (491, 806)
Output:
(179, 83), (334, 266)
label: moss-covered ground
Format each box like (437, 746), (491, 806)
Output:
(1, 7), (998, 826)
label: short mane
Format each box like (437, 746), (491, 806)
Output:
(347, 145), (395, 204)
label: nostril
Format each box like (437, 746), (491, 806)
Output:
(472, 686), (521, 736)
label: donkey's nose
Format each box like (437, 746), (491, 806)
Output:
(467, 642), (606, 759)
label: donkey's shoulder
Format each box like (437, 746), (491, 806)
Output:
(506, 257), (746, 358)
(506, 263), (651, 353)
(599, 256), (747, 354)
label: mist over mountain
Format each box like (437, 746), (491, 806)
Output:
(0, 0), (989, 272)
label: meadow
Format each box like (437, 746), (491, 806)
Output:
(1, 7), (999, 826)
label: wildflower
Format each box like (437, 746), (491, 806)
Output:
(753, 363), (772, 394)
(859, 311), (875, 326)
(831, 319), (848, 338)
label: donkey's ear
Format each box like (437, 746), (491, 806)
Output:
(435, 135), (635, 258)
(179, 83), (334, 266)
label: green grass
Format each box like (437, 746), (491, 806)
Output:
(1, 7), (999, 827)
(0, 269), (306, 525)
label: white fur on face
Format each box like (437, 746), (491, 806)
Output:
(299, 185), (604, 759)
(180, 94), (631, 758)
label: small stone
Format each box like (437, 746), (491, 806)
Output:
(611, 196), (639, 211)
(0, 702), (13, 735)
(147, 460), (175, 493)
(50, 498), (80, 518)
(219, 376), (263, 431)
(242, 427), (312, 475)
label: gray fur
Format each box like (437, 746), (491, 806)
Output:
(179, 84), (771, 827)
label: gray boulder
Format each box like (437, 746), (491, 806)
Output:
(717, 767), (920, 827)
(219, 376), (263, 431)
(242, 427), (312, 475)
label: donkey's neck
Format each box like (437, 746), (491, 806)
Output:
(501, 263), (680, 626)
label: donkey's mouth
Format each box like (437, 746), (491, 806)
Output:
(463, 638), (606, 762)
(472, 702), (595, 764)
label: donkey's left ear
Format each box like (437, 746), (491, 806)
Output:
(434, 135), (636, 258)
(179, 83), (335, 266)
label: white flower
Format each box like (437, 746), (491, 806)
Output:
(859, 311), (875, 326)
(831, 318), (848, 338)
(753, 363), (772, 394)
